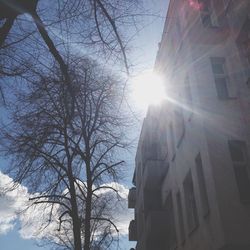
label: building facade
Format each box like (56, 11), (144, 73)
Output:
(128, 1), (250, 250)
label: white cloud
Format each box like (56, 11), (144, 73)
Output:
(19, 202), (59, 240)
(0, 172), (132, 245)
(95, 182), (133, 235)
(0, 172), (59, 239)
(0, 172), (29, 235)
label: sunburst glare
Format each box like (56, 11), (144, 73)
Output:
(131, 71), (166, 109)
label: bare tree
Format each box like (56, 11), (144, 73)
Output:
(0, 1), (140, 247)
(0, 0), (142, 129)
(0, 56), (131, 250)
(0, 0), (141, 87)
(0, 0), (140, 67)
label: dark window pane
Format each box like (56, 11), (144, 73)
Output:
(170, 123), (175, 160)
(184, 76), (192, 105)
(212, 62), (224, 74)
(236, 17), (250, 67)
(214, 77), (229, 99)
(233, 164), (250, 202)
(196, 153), (209, 216)
(175, 108), (185, 148)
(199, 0), (211, 27)
(201, 13), (212, 27)
(183, 171), (199, 232)
(228, 140), (250, 202)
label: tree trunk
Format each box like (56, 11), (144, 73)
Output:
(68, 173), (82, 250)
(84, 189), (92, 250)
(84, 158), (92, 250)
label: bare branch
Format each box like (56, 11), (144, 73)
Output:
(0, 17), (16, 47)
(90, 217), (119, 233)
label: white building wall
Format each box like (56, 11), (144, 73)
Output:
(130, 1), (250, 250)
(160, 1), (250, 248)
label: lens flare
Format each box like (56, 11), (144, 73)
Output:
(131, 71), (166, 109)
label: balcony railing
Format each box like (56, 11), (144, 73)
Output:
(128, 187), (136, 208)
(129, 220), (137, 241)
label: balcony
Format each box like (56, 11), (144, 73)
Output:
(128, 220), (137, 241)
(143, 159), (168, 189)
(128, 187), (136, 208)
(145, 211), (168, 243)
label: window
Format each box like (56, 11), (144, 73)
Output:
(175, 15), (182, 49)
(183, 171), (199, 232)
(228, 140), (250, 203)
(195, 153), (209, 216)
(236, 17), (250, 83)
(165, 192), (177, 249)
(176, 17), (182, 41)
(237, 17), (250, 64)
(199, 0), (211, 27)
(211, 57), (229, 99)
(183, 75), (193, 118)
(222, 0), (230, 9)
(176, 191), (185, 244)
(169, 122), (176, 161)
(184, 76), (192, 106)
(174, 108), (185, 148)
(198, 0), (219, 28)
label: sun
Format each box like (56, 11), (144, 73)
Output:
(131, 70), (166, 109)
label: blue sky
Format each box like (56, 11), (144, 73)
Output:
(0, 224), (49, 250)
(0, 1), (169, 249)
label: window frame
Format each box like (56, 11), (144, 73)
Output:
(183, 170), (199, 233)
(198, 0), (219, 28)
(195, 153), (210, 217)
(236, 17), (250, 84)
(169, 122), (176, 161)
(210, 57), (230, 99)
(228, 140), (250, 203)
(174, 107), (185, 148)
